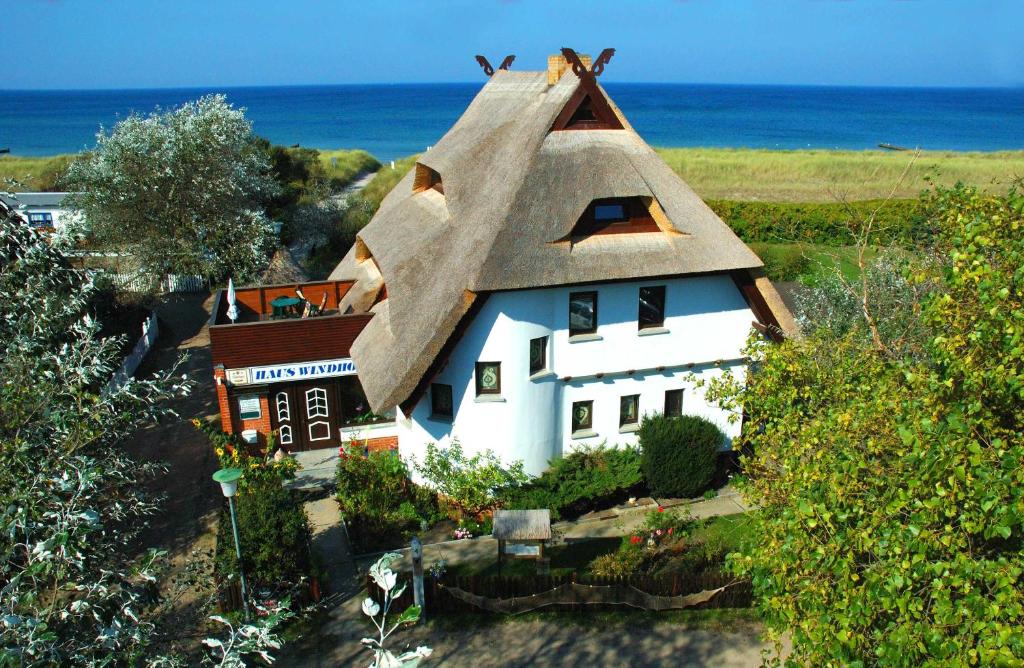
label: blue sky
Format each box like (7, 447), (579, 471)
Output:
(9, 0), (1023, 89)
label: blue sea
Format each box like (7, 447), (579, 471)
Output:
(2, 83), (1023, 159)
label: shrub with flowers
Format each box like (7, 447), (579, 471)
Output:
(590, 507), (692, 577)
(192, 417), (298, 486)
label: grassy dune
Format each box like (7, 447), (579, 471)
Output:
(0, 154), (76, 191)
(655, 148), (1024, 202)
(316, 149), (381, 188)
(6, 148), (1022, 202)
(1, 149), (381, 193)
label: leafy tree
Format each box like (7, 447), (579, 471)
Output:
(0, 215), (191, 664)
(65, 94), (280, 281)
(709, 184), (1024, 665)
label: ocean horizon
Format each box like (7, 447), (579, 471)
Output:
(3, 82), (1023, 160)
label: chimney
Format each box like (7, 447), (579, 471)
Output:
(547, 52), (592, 85)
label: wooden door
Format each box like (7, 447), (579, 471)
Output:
(271, 382), (342, 452)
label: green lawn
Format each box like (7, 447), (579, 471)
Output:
(655, 147), (1024, 202)
(750, 242), (882, 282)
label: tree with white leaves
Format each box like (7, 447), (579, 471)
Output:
(65, 94), (280, 282)
(0, 213), (191, 664)
(361, 553), (432, 668)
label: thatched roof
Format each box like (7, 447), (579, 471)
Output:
(493, 509), (552, 541)
(330, 68), (794, 412)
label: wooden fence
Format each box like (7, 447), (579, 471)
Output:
(368, 572), (752, 616)
(103, 311), (159, 396)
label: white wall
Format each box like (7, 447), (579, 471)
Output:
(20, 207), (80, 231)
(398, 274), (756, 477)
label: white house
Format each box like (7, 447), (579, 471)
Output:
(0, 192), (80, 231)
(329, 50), (796, 475)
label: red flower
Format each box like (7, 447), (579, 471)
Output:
(630, 535), (641, 544)
(667, 527), (673, 535)
(658, 506), (664, 513)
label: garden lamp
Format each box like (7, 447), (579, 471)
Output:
(213, 467), (250, 621)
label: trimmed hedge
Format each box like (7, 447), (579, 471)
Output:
(638, 415), (724, 498)
(502, 445), (644, 521)
(215, 478), (313, 591)
(707, 198), (930, 246)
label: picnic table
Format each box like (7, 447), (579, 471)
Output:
(270, 296), (302, 318)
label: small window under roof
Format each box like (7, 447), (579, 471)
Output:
(551, 91), (623, 131)
(570, 197), (659, 237)
(413, 163), (444, 194)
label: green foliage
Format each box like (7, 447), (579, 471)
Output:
(305, 156), (416, 278)
(0, 217), (192, 664)
(260, 144), (380, 224)
(317, 149), (380, 190)
(638, 414), (723, 498)
(335, 446), (440, 552)
(191, 418), (298, 488)
(65, 94), (279, 281)
(215, 479), (313, 591)
(417, 441), (528, 519)
(655, 147), (1024, 201)
(0, 153), (76, 190)
(709, 184), (1024, 664)
(748, 242), (812, 281)
(709, 198), (929, 246)
(501, 445), (643, 521)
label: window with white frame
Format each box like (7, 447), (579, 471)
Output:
(305, 388), (328, 418)
(276, 392), (290, 421)
(279, 425), (293, 445)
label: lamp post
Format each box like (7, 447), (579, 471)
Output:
(213, 467), (250, 621)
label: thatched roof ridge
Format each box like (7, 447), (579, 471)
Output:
(330, 67), (793, 412)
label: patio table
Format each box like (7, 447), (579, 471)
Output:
(270, 296), (302, 318)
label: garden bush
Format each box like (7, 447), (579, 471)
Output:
(417, 441), (527, 519)
(215, 478), (313, 592)
(638, 414), (724, 498)
(502, 445), (644, 520)
(335, 445), (441, 552)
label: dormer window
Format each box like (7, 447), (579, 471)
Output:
(413, 163), (444, 194)
(571, 197), (659, 237)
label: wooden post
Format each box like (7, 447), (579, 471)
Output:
(411, 537), (425, 620)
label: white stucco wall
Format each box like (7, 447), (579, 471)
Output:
(398, 274), (757, 476)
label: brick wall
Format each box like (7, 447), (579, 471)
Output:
(366, 436), (398, 453)
(214, 366), (233, 433)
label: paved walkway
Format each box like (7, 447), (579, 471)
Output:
(304, 495), (361, 599)
(290, 447), (340, 490)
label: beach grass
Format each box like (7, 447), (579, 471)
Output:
(655, 147), (1024, 202)
(316, 149), (381, 189)
(0, 154), (77, 191)
(7, 148), (1021, 202)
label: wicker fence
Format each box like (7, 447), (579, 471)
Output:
(368, 572), (752, 615)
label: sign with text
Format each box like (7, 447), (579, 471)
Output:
(228, 358), (357, 386)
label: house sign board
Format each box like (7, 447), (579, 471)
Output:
(226, 358), (357, 386)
